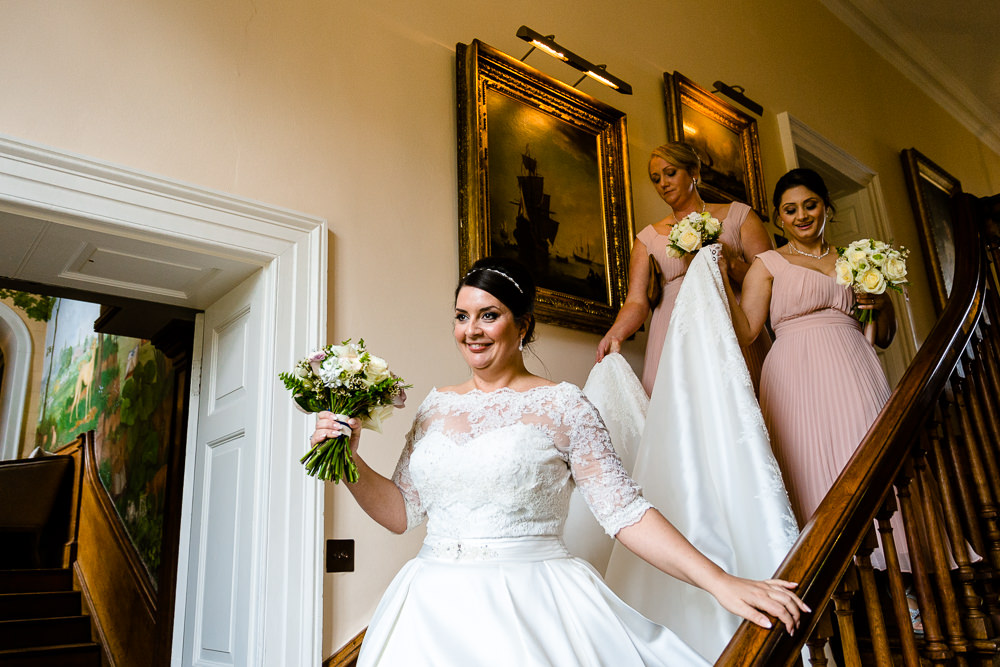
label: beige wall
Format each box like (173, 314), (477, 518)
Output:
(1, 0), (998, 657)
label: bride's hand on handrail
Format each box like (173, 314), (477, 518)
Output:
(711, 574), (810, 635)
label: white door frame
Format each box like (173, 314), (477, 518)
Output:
(0, 302), (32, 460)
(0, 134), (327, 666)
(776, 113), (919, 373)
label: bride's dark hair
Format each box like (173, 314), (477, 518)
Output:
(457, 257), (537, 346)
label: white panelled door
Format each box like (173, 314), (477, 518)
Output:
(181, 269), (265, 667)
(830, 190), (908, 387)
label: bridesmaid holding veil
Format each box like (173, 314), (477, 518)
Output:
(596, 141), (773, 395)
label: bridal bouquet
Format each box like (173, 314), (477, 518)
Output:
(666, 210), (723, 258)
(835, 238), (909, 324)
(279, 340), (409, 483)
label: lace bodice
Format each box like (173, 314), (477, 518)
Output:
(391, 383), (652, 540)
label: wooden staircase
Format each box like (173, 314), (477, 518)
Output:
(719, 192), (1000, 665)
(0, 568), (101, 666)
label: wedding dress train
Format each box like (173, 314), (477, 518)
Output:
(577, 246), (798, 662)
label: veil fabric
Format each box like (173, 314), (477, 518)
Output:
(566, 352), (649, 573)
(578, 245), (798, 662)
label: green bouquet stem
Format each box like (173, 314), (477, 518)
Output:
(300, 434), (359, 484)
(856, 307), (879, 325)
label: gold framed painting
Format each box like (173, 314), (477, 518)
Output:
(663, 71), (768, 220)
(901, 148), (963, 314)
(456, 39), (634, 334)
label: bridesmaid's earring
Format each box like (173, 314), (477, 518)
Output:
(518, 338), (524, 352)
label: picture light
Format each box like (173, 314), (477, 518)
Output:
(516, 25), (633, 95)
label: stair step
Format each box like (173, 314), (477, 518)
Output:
(0, 592), (81, 621)
(0, 615), (92, 649)
(0, 642), (100, 666)
(0, 570), (73, 594)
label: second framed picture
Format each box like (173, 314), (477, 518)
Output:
(456, 39), (634, 334)
(900, 148), (962, 314)
(663, 71), (768, 220)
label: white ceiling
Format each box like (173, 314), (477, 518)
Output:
(0, 209), (258, 311)
(822, 0), (1000, 159)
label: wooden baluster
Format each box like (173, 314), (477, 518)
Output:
(926, 420), (991, 644)
(982, 262), (1000, 357)
(962, 353), (1000, 487)
(875, 495), (921, 665)
(896, 460), (954, 665)
(832, 568), (863, 667)
(978, 312), (1000, 365)
(949, 378), (1000, 573)
(944, 381), (1000, 633)
(976, 328), (1000, 410)
(806, 606), (834, 667)
(913, 440), (970, 665)
(854, 528), (892, 666)
(940, 390), (988, 559)
(972, 333), (1000, 463)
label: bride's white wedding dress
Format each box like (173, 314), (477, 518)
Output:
(357, 383), (709, 666)
(580, 246), (798, 662)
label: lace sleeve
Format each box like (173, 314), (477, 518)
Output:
(558, 389), (652, 537)
(391, 411), (427, 533)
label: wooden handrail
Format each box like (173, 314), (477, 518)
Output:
(718, 193), (990, 665)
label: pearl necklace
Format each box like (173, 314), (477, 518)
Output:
(672, 200), (707, 224)
(787, 242), (830, 259)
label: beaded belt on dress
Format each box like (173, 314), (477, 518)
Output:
(419, 535), (569, 562)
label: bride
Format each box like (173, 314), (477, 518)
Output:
(314, 256), (806, 666)
(573, 245), (799, 662)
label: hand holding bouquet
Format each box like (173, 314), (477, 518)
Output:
(666, 210), (723, 258)
(279, 340), (410, 483)
(834, 238), (909, 326)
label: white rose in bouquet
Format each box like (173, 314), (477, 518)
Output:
(835, 260), (855, 286)
(882, 255), (908, 283)
(857, 267), (887, 294)
(677, 228), (702, 253)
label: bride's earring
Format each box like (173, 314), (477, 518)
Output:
(518, 338), (524, 352)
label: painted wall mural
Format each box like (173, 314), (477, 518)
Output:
(37, 298), (176, 587)
(37, 299), (102, 449)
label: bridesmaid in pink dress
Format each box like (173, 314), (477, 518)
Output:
(597, 142), (773, 395)
(722, 168), (898, 539)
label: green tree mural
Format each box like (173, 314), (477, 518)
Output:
(38, 298), (176, 587)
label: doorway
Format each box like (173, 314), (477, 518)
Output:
(0, 134), (327, 666)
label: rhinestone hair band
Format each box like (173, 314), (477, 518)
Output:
(466, 267), (523, 294)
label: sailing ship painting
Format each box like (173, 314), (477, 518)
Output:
(491, 144), (606, 303)
(511, 145), (559, 275)
(484, 89), (608, 305)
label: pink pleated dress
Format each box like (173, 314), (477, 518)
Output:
(637, 202), (770, 395)
(756, 250), (892, 528)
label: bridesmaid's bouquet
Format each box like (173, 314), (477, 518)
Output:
(835, 238), (909, 325)
(279, 339), (410, 483)
(666, 210), (723, 258)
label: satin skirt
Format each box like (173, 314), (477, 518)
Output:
(601, 247), (798, 662)
(357, 535), (709, 666)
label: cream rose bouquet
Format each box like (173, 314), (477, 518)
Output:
(666, 210), (723, 258)
(834, 238), (909, 325)
(279, 339), (410, 483)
